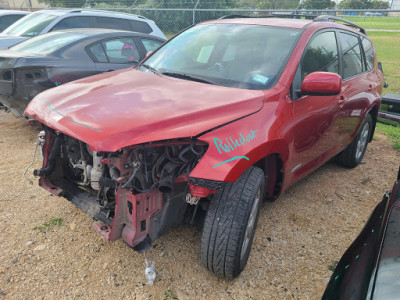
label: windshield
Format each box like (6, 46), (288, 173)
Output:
(11, 31), (86, 55)
(142, 24), (300, 90)
(3, 13), (57, 37)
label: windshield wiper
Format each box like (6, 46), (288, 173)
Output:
(162, 72), (216, 85)
(141, 64), (161, 75)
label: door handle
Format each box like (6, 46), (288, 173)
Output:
(338, 96), (346, 107)
(368, 84), (373, 92)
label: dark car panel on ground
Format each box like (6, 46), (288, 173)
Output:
(0, 29), (165, 116)
(323, 169), (400, 299)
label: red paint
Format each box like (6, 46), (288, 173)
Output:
(301, 72), (342, 95)
(189, 183), (218, 198)
(93, 189), (162, 247)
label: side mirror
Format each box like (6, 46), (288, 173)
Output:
(301, 72), (342, 96)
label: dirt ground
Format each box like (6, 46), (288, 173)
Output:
(0, 110), (399, 300)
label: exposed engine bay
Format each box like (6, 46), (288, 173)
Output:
(33, 128), (217, 251)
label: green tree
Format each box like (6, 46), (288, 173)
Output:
(301, 0), (335, 9)
(255, 0), (300, 9)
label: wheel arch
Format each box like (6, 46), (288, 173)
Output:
(368, 104), (379, 142)
(253, 153), (284, 201)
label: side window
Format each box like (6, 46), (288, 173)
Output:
(129, 20), (152, 34)
(103, 38), (140, 63)
(0, 15), (25, 31)
(340, 32), (363, 79)
(301, 31), (339, 81)
(92, 17), (130, 31)
(88, 43), (108, 63)
(51, 17), (91, 31)
(361, 38), (374, 71)
(141, 38), (162, 52)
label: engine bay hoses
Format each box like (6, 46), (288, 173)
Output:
(122, 167), (139, 189)
(33, 134), (63, 177)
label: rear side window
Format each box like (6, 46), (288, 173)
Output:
(0, 15), (25, 31)
(361, 38), (374, 71)
(88, 43), (108, 63)
(301, 31), (339, 80)
(141, 38), (162, 52)
(93, 17), (130, 31)
(89, 38), (140, 64)
(340, 32), (363, 79)
(51, 16), (91, 31)
(129, 20), (152, 34)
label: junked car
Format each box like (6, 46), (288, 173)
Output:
(0, 29), (165, 116)
(0, 9), (166, 48)
(25, 15), (383, 279)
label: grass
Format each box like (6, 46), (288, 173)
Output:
(33, 218), (63, 231)
(163, 289), (176, 300)
(368, 31), (400, 95)
(341, 16), (400, 30)
(328, 260), (339, 272)
(376, 122), (400, 150)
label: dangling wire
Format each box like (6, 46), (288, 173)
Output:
(24, 142), (39, 185)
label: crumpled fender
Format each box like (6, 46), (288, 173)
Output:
(190, 101), (290, 183)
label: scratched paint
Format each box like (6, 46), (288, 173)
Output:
(39, 99), (101, 133)
(212, 130), (257, 168)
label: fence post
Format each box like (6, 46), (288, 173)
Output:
(193, 0), (201, 25)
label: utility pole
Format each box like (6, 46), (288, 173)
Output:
(193, 0), (200, 25)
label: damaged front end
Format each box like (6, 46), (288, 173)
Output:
(33, 127), (218, 251)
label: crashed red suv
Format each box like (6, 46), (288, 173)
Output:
(25, 16), (383, 279)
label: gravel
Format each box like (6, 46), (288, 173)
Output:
(0, 110), (398, 299)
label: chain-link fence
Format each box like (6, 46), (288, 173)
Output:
(2, 0), (400, 35)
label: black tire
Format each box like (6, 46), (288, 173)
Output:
(200, 166), (265, 279)
(336, 114), (372, 168)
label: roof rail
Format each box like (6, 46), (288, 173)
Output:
(219, 14), (366, 34)
(313, 15), (366, 34)
(43, 8), (147, 19)
(219, 14), (317, 20)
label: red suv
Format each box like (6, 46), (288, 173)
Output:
(25, 15), (383, 279)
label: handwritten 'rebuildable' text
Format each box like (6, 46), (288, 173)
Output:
(213, 130), (257, 154)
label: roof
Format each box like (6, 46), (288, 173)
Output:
(55, 28), (165, 40)
(37, 8), (147, 20)
(203, 18), (313, 29)
(0, 10), (30, 16)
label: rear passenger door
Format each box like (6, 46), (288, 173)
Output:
(336, 31), (377, 146)
(86, 37), (141, 72)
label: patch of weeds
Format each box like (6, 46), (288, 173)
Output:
(33, 218), (63, 231)
(376, 122), (400, 151)
(164, 289), (177, 300)
(328, 260), (339, 272)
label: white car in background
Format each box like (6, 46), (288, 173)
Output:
(0, 9), (166, 48)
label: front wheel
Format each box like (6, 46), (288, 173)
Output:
(336, 114), (372, 168)
(200, 166), (265, 279)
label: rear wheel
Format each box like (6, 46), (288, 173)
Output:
(200, 166), (265, 279)
(336, 114), (372, 168)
